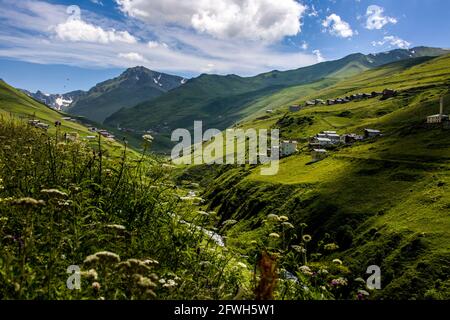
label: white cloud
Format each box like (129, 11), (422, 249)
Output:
(0, 0), (322, 77)
(116, 0), (306, 43)
(90, 0), (103, 6)
(313, 49), (325, 63)
(118, 52), (147, 62)
(147, 41), (168, 49)
(301, 41), (308, 50)
(371, 35), (411, 49)
(365, 5), (397, 30)
(308, 5), (319, 17)
(322, 14), (354, 38)
(54, 18), (137, 44)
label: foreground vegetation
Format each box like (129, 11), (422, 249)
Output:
(0, 117), (372, 300)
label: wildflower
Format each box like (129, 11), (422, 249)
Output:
(222, 219), (238, 226)
(136, 276), (157, 289)
(41, 189), (68, 198)
(119, 259), (151, 272)
(105, 224), (126, 231)
(84, 254), (100, 265)
(269, 233), (280, 239)
(159, 279), (166, 284)
(282, 222), (295, 229)
(142, 134), (154, 143)
(324, 243), (340, 251)
(57, 200), (72, 207)
(0, 197), (13, 204)
(279, 215), (289, 222)
(331, 277), (348, 287)
(332, 259), (343, 265)
(355, 277), (366, 285)
(291, 245), (306, 254)
(12, 197), (45, 207)
(142, 258), (159, 266)
(163, 279), (177, 289)
(81, 269), (98, 281)
(299, 265), (313, 276)
(85, 251), (120, 265)
(318, 268), (329, 275)
(302, 235), (312, 243)
(266, 214), (279, 221)
(357, 290), (370, 300)
(95, 251), (120, 263)
(92, 282), (101, 291)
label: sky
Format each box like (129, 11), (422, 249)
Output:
(0, 0), (449, 94)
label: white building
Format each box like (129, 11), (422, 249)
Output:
(427, 97), (448, 124)
(315, 137), (333, 147)
(364, 129), (381, 139)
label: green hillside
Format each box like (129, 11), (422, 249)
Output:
(0, 79), (127, 156)
(105, 47), (448, 153)
(68, 67), (185, 123)
(183, 54), (450, 299)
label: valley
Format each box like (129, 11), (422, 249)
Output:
(1, 47), (450, 301)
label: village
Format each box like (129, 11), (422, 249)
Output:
(26, 89), (448, 162)
(27, 116), (117, 143)
(270, 91), (448, 162)
(285, 88), (398, 113)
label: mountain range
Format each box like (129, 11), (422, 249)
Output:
(17, 46), (449, 150)
(68, 67), (186, 123)
(104, 47), (449, 135)
(20, 89), (85, 110)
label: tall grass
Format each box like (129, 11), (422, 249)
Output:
(0, 116), (361, 300)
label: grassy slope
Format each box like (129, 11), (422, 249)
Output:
(200, 54), (450, 299)
(0, 80), (129, 157)
(104, 54), (384, 132)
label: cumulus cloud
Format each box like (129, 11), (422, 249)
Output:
(313, 49), (325, 63)
(116, 0), (306, 43)
(0, 0), (322, 76)
(301, 41), (308, 50)
(118, 52), (147, 62)
(147, 41), (168, 49)
(365, 5), (397, 30)
(54, 17), (137, 44)
(372, 35), (411, 49)
(322, 14), (354, 38)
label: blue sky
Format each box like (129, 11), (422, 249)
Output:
(0, 0), (449, 93)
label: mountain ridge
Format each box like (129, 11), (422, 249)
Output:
(105, 47), (449, 141)
(67, 66), (186, 123)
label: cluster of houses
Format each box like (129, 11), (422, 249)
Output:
(61, 117), (79, 123)
(308, 129), (381, 161)
(28, 119), (50, 130)
(289, 89), (398, 111)
(87, 126), (116, 141)
(269, 127), (382, 160)
(309, 129), (381, 148)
